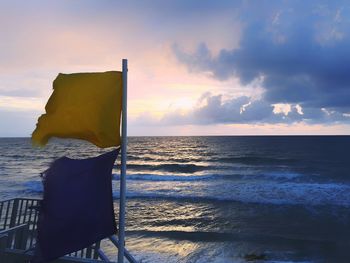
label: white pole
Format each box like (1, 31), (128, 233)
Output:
(118, 59), (128, 263)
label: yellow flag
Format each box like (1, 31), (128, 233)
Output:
(32, 71), (122, 148)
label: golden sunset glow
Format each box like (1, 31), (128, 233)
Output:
(1, 1), (350, 136)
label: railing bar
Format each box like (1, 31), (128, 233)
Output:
(32, 204), (39, 228)
(15, 197), (42, 202)
(8, 200), (20, 248)
(3, 201), (8, 228)
(27, 200), (33, 226)
(28, 200), (35, 247)
(0, 201), (3, 217)
(22, 199), (30, 224)
(97, 249), (110, 261)
(30, 202), (39, 247)
(86, 245), (93, 259)
(13, 199), (18, 226)
(27, 202), (33, 250)
(20, 199), (25, 224)
(93, 242), (100, 259)
(0, 223), (28, 234)
(16, 199), (24, 225)
(0, 201), (4, 229)
(23, 199), (26, 222)
(4, 200), (11, 228)
(0, 198), (19, 203)
(109, 235), (138, 263)
(0, 198), (42, 204)
(9, 199), (19, 228)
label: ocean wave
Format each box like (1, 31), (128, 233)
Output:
(23, 171), (304, 193)
(25, 180), (43, 193)
(111, 170), (303, 182)
(214, 156), (298, 165)
(124, 163), (212, 173)
(127, 230), (237, 242)
(247, 171), (303, 180)
(112, 181), (350, 207)
(127, 155), (205, 163)
(24, 177), (350, 207)
(112, 171), (302, 182)
(114, 173), (217, 182)
(126, 155), (298, 166)
(126, 230), (322, 246)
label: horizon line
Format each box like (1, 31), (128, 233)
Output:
(1, 134), (349, 139)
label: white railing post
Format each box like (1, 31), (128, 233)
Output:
(118, 59), (128, 263)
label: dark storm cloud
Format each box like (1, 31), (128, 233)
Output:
(162, 94), (274, 125)
(161, 93), (350, 126)
(174, 24), (350, 108)
(173, 0), (350, 123)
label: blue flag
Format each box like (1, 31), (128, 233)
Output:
(34, 149), (119, 262)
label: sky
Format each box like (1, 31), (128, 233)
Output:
(1, 0), (350, 136)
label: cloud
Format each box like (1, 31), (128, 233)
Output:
(160, 92), (350, 126)
(2, 0), (350, 135)
(173, 0), (350, 125)
(161, 93), (269, 125)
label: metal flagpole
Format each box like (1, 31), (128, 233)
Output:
(118, 59), (128, 263)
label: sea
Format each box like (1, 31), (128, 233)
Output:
(1, 136), (350, 262)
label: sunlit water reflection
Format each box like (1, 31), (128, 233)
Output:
(1, 136), (350, 262)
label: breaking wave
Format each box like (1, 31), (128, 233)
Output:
(213, 156), (298, 165)
(111, 181), (350, 207)
(112, 171), (303, 182)
(26, 174), (349, 208)
(125, 163), (212, 173)
(24, 180), (43, 193)
(114, 173), (217, 181)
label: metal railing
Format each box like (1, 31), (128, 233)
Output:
(0, 198), (137, 262)
(0, 198), (40, 250)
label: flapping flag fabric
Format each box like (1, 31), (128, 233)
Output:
(34, 149), (119, 262)
(32, 71), (123, 148)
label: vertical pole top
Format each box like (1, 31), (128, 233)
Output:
(122, 59), (128, 71)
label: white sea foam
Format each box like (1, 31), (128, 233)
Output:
(258, 171), (303, 180)
(25, 176), (350, 207)
(112, 171), (303, 182)
(113, 173), (217, 182)
(112, 180), (350, 207)
(25, 180), (43, 193)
